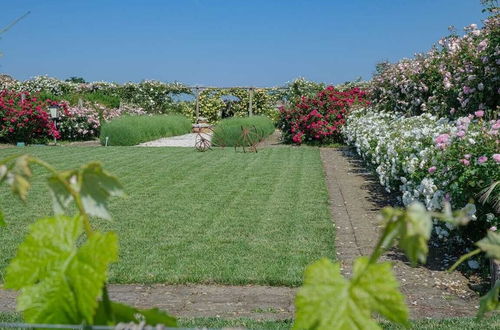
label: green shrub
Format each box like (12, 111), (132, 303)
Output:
(99, 115), (191, 146)
(212, 116), (275, 147)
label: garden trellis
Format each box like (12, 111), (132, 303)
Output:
(189, 85), (289, 122)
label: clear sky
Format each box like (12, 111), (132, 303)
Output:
(0, 0), (489, 86)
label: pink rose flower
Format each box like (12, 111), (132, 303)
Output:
(474, 110), (484, 118)
(464, 154), (472, 159)
(490, 226), (497, 232)
(456, 130), (466, 138)
(477, 156), (488, 164)
(428, 166), (437, 174)
(460, 159), (470, 166)
(493, 154), (500, 163)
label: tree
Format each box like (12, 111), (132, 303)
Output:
(65, 76), (86, 84)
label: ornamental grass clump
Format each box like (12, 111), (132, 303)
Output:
(211, 116), (275, 147)
(99, 114), (191, 146)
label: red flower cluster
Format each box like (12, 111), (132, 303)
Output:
(0, 90), (64, 144)
(278, 86), (368, 144)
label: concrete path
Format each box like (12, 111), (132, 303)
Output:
(138, 133), (212, 147)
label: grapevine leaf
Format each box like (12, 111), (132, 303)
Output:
(476, 231), (500, 260)
(9, 155), (32, 201)
(380, 203), (432, 266)
(351, 257), (409, 326)
(293, 257), (409, 330)
(478, 281), (500, 318)
(47, 173), (74, 215)
(79, 162), (124, 220)
(398, 203), (432, 265)
(5, 215), (118, 324)
(93, 301), (177, 327)
(0, 208), (4, 226)
(5, 215), (82, 288)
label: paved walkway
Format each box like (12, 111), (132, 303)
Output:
(138, 133), (212, 147)
(320, 147), (478, 319)
(0, 284), (295, 320)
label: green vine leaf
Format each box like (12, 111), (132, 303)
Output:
(79, 162), (124, 220)
(45, 163), (124, 219)
(7, 155), (33, 201)
(476, 231), (500, 260)
(478, 280), (500, 318)
(379, 203), (432, 266)
(5, 215), (118, 324)
(0, 209), (4, 226)
(47, 171), (76, 215)
(293, 257), (409, 330)
(93, 301), (177, 327)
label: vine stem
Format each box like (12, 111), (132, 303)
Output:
(30, 157), (94, 237)
(30, 156), (112, 318)
(448, 248), (481, 272)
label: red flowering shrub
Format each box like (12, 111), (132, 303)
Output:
(0, 90), (61, 143)
(278, 86), (368, 144)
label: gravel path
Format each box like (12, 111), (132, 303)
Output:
(138, 133), (212, 147)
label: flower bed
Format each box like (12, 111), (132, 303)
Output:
(278, 86), (368, 145)
(0, 90), (60, 143)
(369, 16), (499, 119)
(343, 108), (499, 247)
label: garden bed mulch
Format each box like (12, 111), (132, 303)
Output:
(320, 146), (479, 319)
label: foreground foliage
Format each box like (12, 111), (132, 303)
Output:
(294, 203), (500, 329)
(99, 114), (192, 146)
(0, 154), (176, 326)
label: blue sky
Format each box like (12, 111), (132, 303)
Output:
(0, 0), (488, 86)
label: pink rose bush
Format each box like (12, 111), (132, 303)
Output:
(369, 17), (499, 119)
(344, 108), (499, 247)
(278, 86), (368, 144)
(0, 90), (60, 143)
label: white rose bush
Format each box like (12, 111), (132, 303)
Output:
(344, 108), (499, 256)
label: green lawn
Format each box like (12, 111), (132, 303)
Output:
(0, 146), (334, 286)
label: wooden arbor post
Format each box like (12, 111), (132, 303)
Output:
(194, 87), (200, 123)
(248, 87), (254, 117)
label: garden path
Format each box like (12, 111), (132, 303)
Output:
(138, 132), (211, 147)
(321, 147), (479, 319)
